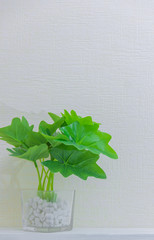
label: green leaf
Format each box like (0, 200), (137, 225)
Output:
(61, 110), (75, 125)
(39, 117), (65, 136)
(21, 116), (34, 131)
(73, 162), (106, 180)
(48, 112), (61, 122)
(42, 145), (106, 180)
(41, 133), (68, 147)
(0, 118), (32, 147)
(8, 144), (49, 162)
(53, 121), (118, 159)
(43, 161), (72, 177)
(24, 131), (47, 147)
(39, 121), (51, 135)
(50, 144), (100, 164)
(41, 134), (62, 147)
(7, 147), (26, 156)
(61, 109), (100, 129)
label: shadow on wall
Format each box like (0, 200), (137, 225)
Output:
(0, 157), (25, 226)
(0, 102), (48, 227)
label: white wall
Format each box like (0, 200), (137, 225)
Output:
(0, 0), (154, 228)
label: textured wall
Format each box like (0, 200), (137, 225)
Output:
(0, 0), (154, 228)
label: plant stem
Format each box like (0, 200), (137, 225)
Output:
(46, 172), (54, 191)
(40, 165), (44, 180)
(50, 173), (54, 191)
(35, 158), (54, 196)
(34, 161), (42, 190)
(49, 153), (54, 191)
(46, 172), (51, 191)
(43, 169), (49, 190)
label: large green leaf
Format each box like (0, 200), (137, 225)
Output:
(52, 121), (118, 159)
(8, 144), (49, 162)
(39, 117), (65, 136)
(48, 112), (61, 122)
(0, 117), (33, 147)
(41, 134), (61, 147)
(21, 116), (34, 131)
(39, 121), (51, 135)
(42, 145), (106, 180)
(49, 110), (100, 129)
(61, 110), (100, 129)
(24, 131), (47, 147)
(7, 146), (26, 156)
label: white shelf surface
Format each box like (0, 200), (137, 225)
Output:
(0, 228), (154, 240)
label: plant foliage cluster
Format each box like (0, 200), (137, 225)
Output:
(0, 110), (118, 193)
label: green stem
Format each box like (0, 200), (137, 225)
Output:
(43, 169), (49, 190)
(49, 153), (54, 191)
(43, 168), (49, 179)
(35, 157), (55, 200)
(50, 173), (54, 191)
(46, 172), (52, 191)
(40, 164), (44, 180)
(34, 161), (42, 190)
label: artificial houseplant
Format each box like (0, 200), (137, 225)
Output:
(0, 110), (118, 231)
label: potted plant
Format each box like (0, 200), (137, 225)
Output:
(0, 110), (118, 232)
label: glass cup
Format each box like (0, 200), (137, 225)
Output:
(21, 189), (75, 232)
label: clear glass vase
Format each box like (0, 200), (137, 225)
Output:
(21, 189), (75, 232)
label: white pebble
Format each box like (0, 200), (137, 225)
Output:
(45, 219), (51, 225)
(45, 213), (54, 220)
(48, 202), (53, 207)
(24, 197), (71, 228)
(49, 219), (54, 226)
(38, 198), (43, 204)
(28, 207), (33, 216)
(29, 214), (35, 221)
(31, 220), (35, 226)
(62, 209), (69, 216)
(34, 197), (40, 203)
(39, 205), (43, 210)
(34, 217), (42, 227)
(32, 202), (37, 210)
(53, 202), (57, 210)
(40, 212), (45, 221)
(45, 207), (54, 213)
(42, 202), (48, 208)
(57, 209), (63, 216)
(33, 211), (39, 218)
(54, 219), (59, 226)
(43, 222), (49, 228)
